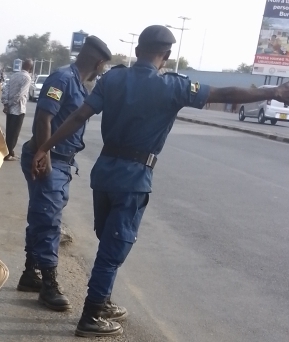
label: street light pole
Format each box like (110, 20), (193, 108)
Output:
(198, 28), (207, 70)
(166, 16), (191, 72)
(39, 59), (44, 75)
(48, 58), (53, 74)
(32, 59), (42, 78)
(120, 33), (139, 67)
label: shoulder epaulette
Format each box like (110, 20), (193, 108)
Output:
(111, 64), (127, 70)
(163, 72), (188, 79)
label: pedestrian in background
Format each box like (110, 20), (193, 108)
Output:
(1, 59), (33, 161)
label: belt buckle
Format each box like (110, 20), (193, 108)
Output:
(146, 153), (156, 167)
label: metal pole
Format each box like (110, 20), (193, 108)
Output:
(32, 60), (36, 78)
(128, 41), (134, 67)
(48, 58), (53, 74)
(175, 18), (185, 72)
(198, 28), (207, 70)
(120, 33), (139, 67)
(40, 59), (43, 75)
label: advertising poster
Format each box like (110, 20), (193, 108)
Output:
(253, 0), (289, 77)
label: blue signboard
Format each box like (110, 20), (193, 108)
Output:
(13, 59), (22, 72)
(70, 31), (89, 56)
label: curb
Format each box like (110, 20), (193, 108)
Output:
(176, 116), (289, 144)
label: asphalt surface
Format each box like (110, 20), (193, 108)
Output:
(0, 102), (289, 341)
(178, 107), (289, 142)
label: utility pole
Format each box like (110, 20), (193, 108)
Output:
(166, 16), (191, 72)
(39, 59), (44, 75)
(48, 58), (53, 74)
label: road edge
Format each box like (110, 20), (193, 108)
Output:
(176, 116), (289, 144)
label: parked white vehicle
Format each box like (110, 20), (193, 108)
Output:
(29, 75), (49, 101)
(238, 85), (289, 125)
(1, 78), (9, 91)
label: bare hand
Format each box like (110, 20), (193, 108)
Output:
(275, 82), (289, 104)
(3, 105), (8, 114)
(31, 150), (51, 180)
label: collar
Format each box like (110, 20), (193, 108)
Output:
(133, 60), (158, 70)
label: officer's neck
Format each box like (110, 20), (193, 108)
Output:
(75, 61), (92, 83)
(137, 57), (163, 70)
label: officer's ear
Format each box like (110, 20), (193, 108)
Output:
(163, 50), (171, 61)
(95, 60), (105, 70)
(135, 46), (140, 58)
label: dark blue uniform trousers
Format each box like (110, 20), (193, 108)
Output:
(21, 142), (72, 269)
(87, 191), (149, 302)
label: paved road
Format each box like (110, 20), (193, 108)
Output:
(178, 107), (289, 139)
(0, 102), (289, 341)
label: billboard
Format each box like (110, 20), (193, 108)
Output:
(70, 31), (89, 56)
(13, 59), (22, 72)
(252, 0), (289, 77)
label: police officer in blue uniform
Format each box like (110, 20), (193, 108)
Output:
(31, 25), (289, 337)
(17, 36), (112, 312)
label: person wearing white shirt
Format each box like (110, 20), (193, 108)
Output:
(1, 59), (33, 161)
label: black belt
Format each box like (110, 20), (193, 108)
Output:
(100, 145), (157, 169)
(50, 151), (76, 164)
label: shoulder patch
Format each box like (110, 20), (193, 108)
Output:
(111, 64), (127, 70)
(191, 82), (200, 94)
(163, 72), (189, 79)
(47, 87), (63, 101)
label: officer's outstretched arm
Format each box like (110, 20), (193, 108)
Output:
(207, 82), (289, 105)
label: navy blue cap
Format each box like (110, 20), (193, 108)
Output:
(84, 35), (112, 60)
(138, 25), (176, 52)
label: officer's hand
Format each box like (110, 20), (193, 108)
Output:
(275, 82), (289, 104)
(31, 150), (51, 180)
(37, 161), (52, 179)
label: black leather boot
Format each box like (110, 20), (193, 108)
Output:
(104, 296), (128, 321)
(38, 267), (71, 311)
(75, 298), (123, 337)
(17, 259), (42, 292)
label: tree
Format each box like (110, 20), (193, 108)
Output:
(235, 63), (253, 74)
(164, 56), (190, 71)
(0, 33), (70, 74)
(110, 54), (126, 66)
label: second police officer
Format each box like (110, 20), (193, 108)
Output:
(31, 25), (289, 337)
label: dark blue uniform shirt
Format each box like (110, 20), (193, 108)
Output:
(85, 60), (210, 192)
(33, 63), (88, 156)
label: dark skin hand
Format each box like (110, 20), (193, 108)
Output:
(31, 82), (289, 178)
(31, 103), (94, 179)
(31, 110), (53, 179)
(3, 104), (8, 114)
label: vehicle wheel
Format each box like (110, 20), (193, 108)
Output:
(239, 107), (245, 121)
(258, 110), (266, 124)
(270, 119), (277, 125)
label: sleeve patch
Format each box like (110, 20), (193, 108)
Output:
(191, 82), (200, 94)
(47, 87), (63, 101)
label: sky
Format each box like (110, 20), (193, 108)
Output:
(1, 0), (266, 71)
